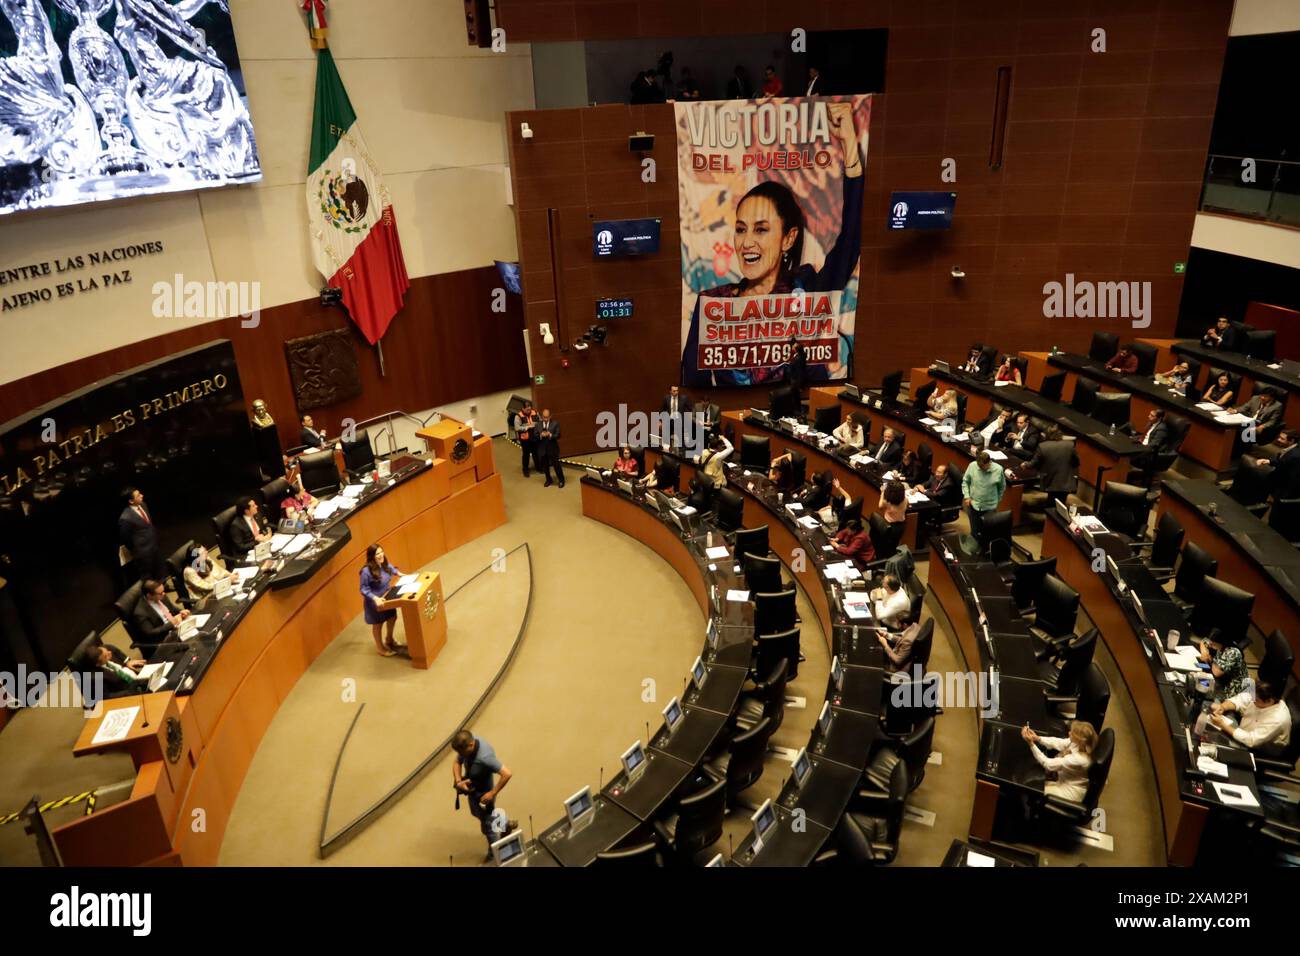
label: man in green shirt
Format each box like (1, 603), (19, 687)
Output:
(962, 450), (1006, 540)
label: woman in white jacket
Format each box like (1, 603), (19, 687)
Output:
(1020, 720), (1098, 803)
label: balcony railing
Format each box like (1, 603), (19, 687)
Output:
(1199, 154), (1300, 228)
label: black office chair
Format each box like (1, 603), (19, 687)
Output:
(1032, 728), (1115, 832)
(66, 630), (102, 678)
(863, 715), (935, 794)
(978, 510), (1013, 562)
(732, 525), (769, 559)
(342, 436), (377, 476)
(743, 553), (783, 594)
(769, 384), (801, 419)
(165, 539), (197, 608)
(654, 457), (682, 493)
(714, 487), (744, 532)
(954, 392), (968, 426)
(754, 627), (800, 681)
(704, 716), (773, 805)
(1225, 458), (1273, 516)
(1189, 577), (1255, 646)
(1134, 416), (1190, 486)
(1039, 371), (1067, 404)
(867, 512), (903, 565)
(1253, 629), (1295, 691)
(1254, 687), (1300, 774)
(1129, 342), (1158, 376)
(652, 777), (726, 865)
(813, 403), (841, 434)
(754, 589), (797, 635)
(740, 434), (771, 471)
(211, 505), (239, 560)
(880, 370), (904, 404)
(1038, 628), (1098, 695)
(787, 450), (807, 488)
(883, 670), (940, 736)
(1089, 331), (1119, 362)
(299, 449), (342, 497)
(1070, 378), (1098, 416)
(1246, 329), (1276, 362)
(1130, 510), (1183, 581)
(1091, 392), (1131, 433)
(590, 840), (662, 867)
(1045, 662), (1109, 733)
(976, 345), (999, 378)
(816, 762), (908, 866)
(112, 581), (149, 650)
(260, 477), (291, 522)
(913, 380), (937, 412)
(1171, 541), (1218, 612)
(734, 658), (788, 734)
(910, 443), (931, 481)
(909, 618), (935, 671)
(1029, 575), (1081, 645)
(1269, 497), (1300, 546)
(1096, 480), (1151, 540)
(1010, 556), (1058, 615)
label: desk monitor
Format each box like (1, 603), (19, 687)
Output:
(831, 655), (843, 691)
(691, 655), (707, 690)
(586, 466), (603, 482)
(563, 786), (595, 832)
(1185, 725), (1197, 763)
(490, 829), (525, 866)
(792, 747), (812, 789)
(844, 384), (861, 400)
(1131, 592), (1146, 624)
(652, 491), (673, 514)
(620, 740), (648, 783)
(670, 509), (687, 533)
(616, 478), (633, 495)
(817, 700), (832, 736)
(1054, 499), (1071, 524)
(663, 697), (684, 734)
(934, 360), (950, 375)
(706, 618), (718, 648)
(254, 540), (273, 561)
(750, 799), (777, 855)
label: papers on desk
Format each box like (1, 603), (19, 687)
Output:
(920, 416), (939, 426)
(843, 590), (873, 620)
(1267, 363), (1283, 370)
(931, 422), (953, 433)
(334, 495), (359, 510)
(233, 566), (259, 585)
(993, 381), (1010, 387)
(137, 662), (172, 682)
(822, 561), (862, 585)
(343, 484), (366, 497)
(396, 574), (420, 588)
(950, 432), (970, 442)
(313, 499), (341, 520)
(1195, 401), (1223, 411)
(986, 450), (1008, 461)
(270, 532), (295, 553)
(1213, 412), (1251, 425)
(397, 581), (422, 597)
(1166, 646), (1202, 672)
(966, 850), (996, 868)
(797, 515), (821, 530)
(92, 706), (139, 745)
(280, 534), (314, 557)
(726, 589), (751, 603)
(785, 502), (804, 516)
(190, 614), (211, 631)
(1074, 515), (1107, 535)
(905, 489), (930, 505)
(705, 546), (730, 560)
(849, 453), (875, 466)
(1196, 755), (1229, 779)
(1212, 782), (1259, 808)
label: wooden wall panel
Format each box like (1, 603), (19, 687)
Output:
(501, 1), (1233, 453)
(0, 268), (529, 451)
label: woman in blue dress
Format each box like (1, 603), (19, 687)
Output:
(360, 543), (403, 656)
(681, 100), (864, 387)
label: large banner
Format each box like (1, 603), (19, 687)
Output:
(677, 95), (869, 387)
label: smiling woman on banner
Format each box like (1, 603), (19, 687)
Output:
(681, 100), (864, 387)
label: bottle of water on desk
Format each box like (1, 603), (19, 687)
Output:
(1108, 422), (1116, 436)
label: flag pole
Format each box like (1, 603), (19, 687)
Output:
(376, 340), (387, 377)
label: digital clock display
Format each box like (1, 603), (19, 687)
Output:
(596, 297), (634, 320)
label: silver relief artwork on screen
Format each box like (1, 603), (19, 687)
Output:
(0, 0), (260, 215)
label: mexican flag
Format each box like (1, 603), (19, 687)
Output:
(307, 49), (409, 345)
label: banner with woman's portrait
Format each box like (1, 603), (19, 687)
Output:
(675, 95), (870, 387)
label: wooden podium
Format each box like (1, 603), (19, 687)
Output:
(392, 571), (447, 669)
(417, 419), (475, 478)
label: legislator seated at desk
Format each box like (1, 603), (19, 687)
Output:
(1208, 683), (1292, 752)
(299, 413), (330, 449)
(1155, 360), (1194, 395)
(1259, 429), (1300, 499)
(994, 355), (1023, 386)
(1201, 316), (1242, 353)
(229, 496), (272, 553)
(132, 578), (191, 648)
(871, 428), (903, 467)
(1202, 371), (1236, 408)
(1233, 389), (1284, 431)
(1105, 347), (1139, 375)
(1003, 413), (1041, 455)
(80, 641), (147, 699)
(974, 408), (1014, 448)
(182, 547), (237, 600)
(833, 414), (866, 447)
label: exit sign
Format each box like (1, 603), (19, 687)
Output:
(534, 374), (545, 385)
(1174, 261), (1186, 274)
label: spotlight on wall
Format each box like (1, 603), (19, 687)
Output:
(950, 266), (966, 280)
(520, 122), (533, 140)
(572, 339), (590, 351)
(539, 322), (555, 345)
(588, 325), (608, 346)
(320, 286), (343, 306)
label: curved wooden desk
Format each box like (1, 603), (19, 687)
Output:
(53, 441), (506, 866)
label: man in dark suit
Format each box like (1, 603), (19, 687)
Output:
(1003, 413), (1041, 455)
(1261, 428), (1299, 500)
(300, 414), (328, 449)
(918, 462), (958, 505)
(1130, 408), (1170, 474)
(785, 337), (808, 392)
(661, 386), (694, 447)
(1201, 316), (1240, 352)
(81, 642), (147, 699)
(975, 408), (1014, 448)
(537, 409), (565, 488)
(229, 496), (272, 553)
(118, 488), (162, 581)
(873, 427), (903, 467)
(1028, 428), (1080, 505)
(131, 579), (189, 648)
